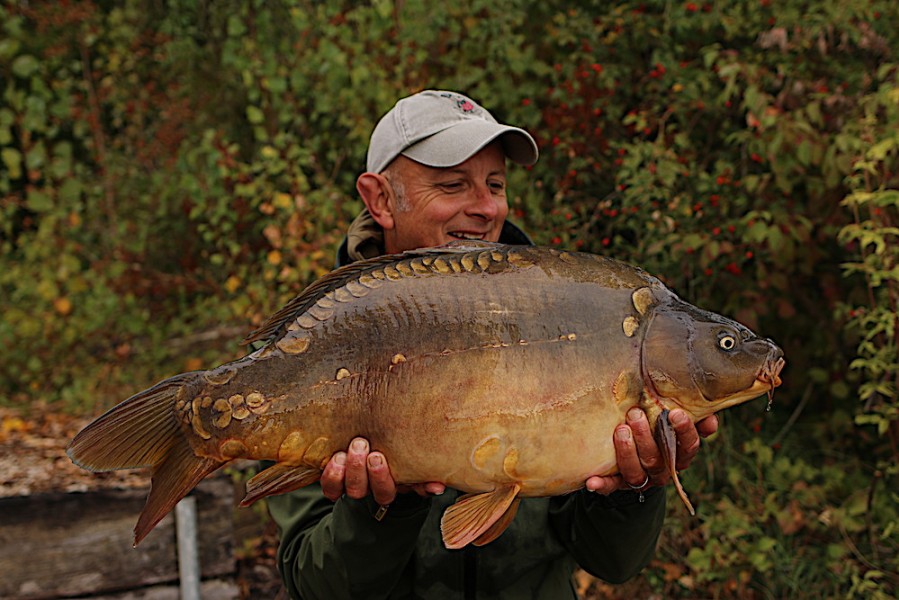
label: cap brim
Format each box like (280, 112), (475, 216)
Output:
(402, 121), (538, 168)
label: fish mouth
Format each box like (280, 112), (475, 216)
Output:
(702, 355), (786, 413)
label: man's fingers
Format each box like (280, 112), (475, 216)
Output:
(321, 452), (346, 501)
(367, 452), (397, 506)
(696, 414), (719, 438)
(625, 408), (667, 484)
(399, 482), (447, 497)
(344, 437), (370, 499)
(423, 482), (447, 496)
(613, 423), (651, 489)
(585, 474), (623, 495)
(670, 409), (702, 471)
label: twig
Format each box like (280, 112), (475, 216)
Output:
(164, 325), (250, 349)
(79, 36), (117, 240)
(866, 469), (882, 564)
(770, 381), (813, 447)
(838, 521), (899, 586)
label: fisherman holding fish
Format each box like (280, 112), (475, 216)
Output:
(67, 89), (782, 596)
(267, 91), (721, 598)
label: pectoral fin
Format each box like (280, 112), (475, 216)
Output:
(440, 483), (521, 550)
(472, 497), (521, 547)
(655, 409), (696, 515)
(240, 463), (322, 506)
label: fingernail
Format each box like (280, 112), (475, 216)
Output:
(615, 427), (632, 442)
(352, 439), (368, 452)
(334, 453), (346, 466)
(670, 410), (688, 426)
(627, 407), (643, 422)
(368, 454), (382, 467)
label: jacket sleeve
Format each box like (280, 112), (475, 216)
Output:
(267, 482), (432, 600)
(548, 488), (666, 584)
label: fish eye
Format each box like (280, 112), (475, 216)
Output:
(718, 334), (737, 351)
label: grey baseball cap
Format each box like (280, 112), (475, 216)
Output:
(366, 90), (539, 174)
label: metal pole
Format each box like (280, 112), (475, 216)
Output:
(175, 496), (202, 600)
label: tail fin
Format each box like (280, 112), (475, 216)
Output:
(67, 373), (223, 546)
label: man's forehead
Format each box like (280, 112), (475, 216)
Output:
(397, 143), (506, 175)
(436, 164), (507, 177)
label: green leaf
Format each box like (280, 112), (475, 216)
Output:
(227, 14), (247, 37)
(797, 140), (812, 166)
(1, 147), (22, 179)
(11, 54), (39, 78)
(869, 138), (897, 161)
(247, 106), (265, 124)
(26, 189), (53, 212)
(58, 178), (82, 203)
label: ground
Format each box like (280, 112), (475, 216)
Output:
(1, 405), (286, 598)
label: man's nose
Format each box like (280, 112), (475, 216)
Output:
(466, 184), (501, 220)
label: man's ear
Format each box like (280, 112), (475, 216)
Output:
(356, 173), (395, 231)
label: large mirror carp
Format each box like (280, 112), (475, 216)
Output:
(68, 242), (784, 549)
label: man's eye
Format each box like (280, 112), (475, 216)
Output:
(440, 182), (464, 191)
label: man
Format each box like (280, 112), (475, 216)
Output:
(267, 90), (718, 599)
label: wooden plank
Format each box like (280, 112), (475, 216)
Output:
(0, 477), (235, 599)
(90, 579), (240, 600)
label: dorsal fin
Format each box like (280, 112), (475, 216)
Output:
(404, 240), (505, 254)
(241, 242), (508, 346)
(241, 253), (403, 346)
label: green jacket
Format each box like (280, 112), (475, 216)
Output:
(268, 483), (664, 600)
(267, 213), (667, 599)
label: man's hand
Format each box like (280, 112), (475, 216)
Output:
(321, 437), (445, 505)
(585, 408), (719, 495)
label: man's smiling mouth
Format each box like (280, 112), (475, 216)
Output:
(449, 232), (486, 240)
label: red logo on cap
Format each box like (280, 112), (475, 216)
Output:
(440, 92), (476, 113)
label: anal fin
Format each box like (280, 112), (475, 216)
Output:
(240, 463), (322, 507)
(655, 409), (695, 515)
(440, 483), (521, 550)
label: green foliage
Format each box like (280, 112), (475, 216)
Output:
(2, 0), (898, 597)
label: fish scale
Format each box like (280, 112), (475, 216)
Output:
(67, 241), (784, 549)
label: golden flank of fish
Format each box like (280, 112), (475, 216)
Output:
(67, 242), (785, 549)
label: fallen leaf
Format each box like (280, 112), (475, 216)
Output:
(54, 297), (73, 316)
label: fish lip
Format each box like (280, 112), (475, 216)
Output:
(714, 379), (775, 408)
(755, 354), (785, 411)
(757, 356), (785, 388)
(694, 357), (786, 414)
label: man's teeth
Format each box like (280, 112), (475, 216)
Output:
(450, 232), (484, 240)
